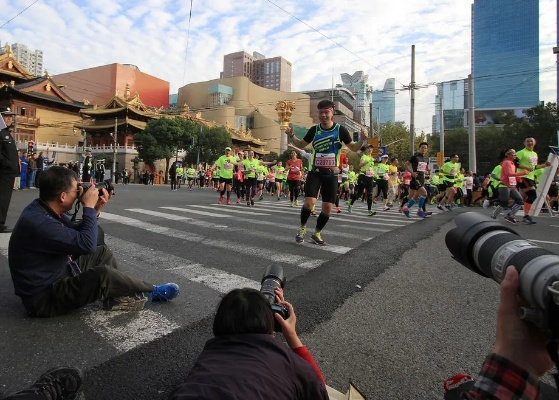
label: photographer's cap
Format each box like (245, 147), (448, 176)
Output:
(225, 147), (232, 151)
(1, 108), (15, 115)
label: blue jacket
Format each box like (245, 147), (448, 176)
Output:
(8, 199), (98, 298)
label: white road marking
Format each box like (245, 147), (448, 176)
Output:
(100, 212), (324, 268)
(126, 208), (228, 229)
(184, 205), (270, 216)
(0, 234), (9, 257)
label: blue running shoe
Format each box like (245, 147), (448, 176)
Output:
(150, 283), (180, 302)
(402, 206), (410, 218)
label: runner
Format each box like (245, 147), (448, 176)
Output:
(347, 145), (377, 216)
(491, 148), (529, 224)
(515, 137), (551, 224)
(243, 150), (276, 206)
(437, 154), (461, 210)
(376, 154), (391, 211)
(274, 161), (286, 200)
(185, 164), (196, 191)
(285, 99), (367, 246)
(286, 150), (303, 207)
(401, 142), (430, 218)
(386, 158), (399, 209)
(210, 147), (237, 205)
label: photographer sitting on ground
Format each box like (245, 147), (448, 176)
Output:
(168, 287), (328, 400)
(444, 266), (554, 399)
(8, 166), (180, 317)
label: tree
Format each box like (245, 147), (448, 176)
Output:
(378, 121), (412, 162)
(191, 125), (232, 166)
(134, 117), (197, 183)
(524, 102), (559, 158)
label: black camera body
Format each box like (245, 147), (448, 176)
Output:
(261, 264), (289, 332)
(80, 179), (115, 197)
(446, 212), (559, 333)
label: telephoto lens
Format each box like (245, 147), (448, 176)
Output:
(260, 264), (289, 331)
(446, 212), (559, 331)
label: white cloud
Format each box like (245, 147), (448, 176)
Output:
(0, 0), (555, 134)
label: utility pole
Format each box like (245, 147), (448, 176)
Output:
(439, 85), (445, 156)
(468, 74), (476, 172)
(196, 123), (201, 167)
(369, 103), (373, 137)
(112, 117), (117, 179)
(410, 45), (416, 154)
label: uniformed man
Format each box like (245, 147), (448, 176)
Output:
(0, 109), (20, 233)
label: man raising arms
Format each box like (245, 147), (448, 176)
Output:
(285, 99), (367, 246)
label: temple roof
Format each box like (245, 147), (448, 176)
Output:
(74, 116), (147, 131)
(0, 44), (34, 83)
(80, 85), (160, 119)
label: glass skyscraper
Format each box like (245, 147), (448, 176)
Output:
(471, 0), (539, 110)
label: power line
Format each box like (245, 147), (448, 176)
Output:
(181, 0), (194, 86)
(0, 0), (39, 29)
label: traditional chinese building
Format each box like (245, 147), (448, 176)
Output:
(0, 44), (86, 162)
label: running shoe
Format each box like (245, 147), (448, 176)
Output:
(226, 199), (231, 205)
(247, 201), (251, 207)
(504, 215), (519, 224)
(310, 232), (326, 246)
(482, 200), (489, 209)
(382, 206), (390, 211)
(402, 207), (410, 218)
(336, 206), (341, 213)
(290, 202), (294, 207)
(150, 283), (180, 302)
(522, 215), (536, 225)
(491, 206), (501, 220)
(311, 210), (317, 216)
(347, 204), (353, 213)
(424, 211), (433, 216)
(250, 199), (254, 206)
(367, 210), (376, 216)
(236, 198), (241, 204)
(295, 226), (306, 243)
(295, 200), (299, 206)
(436, 204), (444, 211)
(28, 366), (84, 400)
(218, 196), (224, 204)
(259, 195), (263, 200)
(277, 196), (280, 201)
(417, 210), (427, 218)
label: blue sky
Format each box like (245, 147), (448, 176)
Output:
(0, 0), (556, 134)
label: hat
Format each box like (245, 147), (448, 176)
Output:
(1, 108), (15, 115)
(225, 147), (232, 151)
(381, 154), (389, 158)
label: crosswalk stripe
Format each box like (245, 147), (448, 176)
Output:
(127, 208), (229, 230)
(185, 205), (270, 216)
(127, 208), (353, 255)
(100, 212), (324, 268)
(0, 234), (9, 257)
(106, 235), (260, 292)
(81, 306), (180, 353)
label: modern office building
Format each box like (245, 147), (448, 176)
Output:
(0, 42), (43, 77)
(372, 78), (396, 125)
(433, 79), (468, 133)
(340, 70), (372, 128)
(471, 0), (539, 111)
(53, 63), (170, 108)
(222, 51), (292, 92)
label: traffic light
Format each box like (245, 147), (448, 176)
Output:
(188, 137), (194, 150)
(27, 140), (35, 153)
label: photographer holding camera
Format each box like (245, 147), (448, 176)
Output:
(168, 284), (328, 400)
(8, 166), (180, 317)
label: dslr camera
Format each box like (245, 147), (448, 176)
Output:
(79, 179), (115, 197)
(260, 264), (289, 332)
(446, 212), (559, 333)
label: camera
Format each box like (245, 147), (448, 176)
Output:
(261, 264), (289, 332)
(446, 212), (559, 332)
(80, 179), (115, 197)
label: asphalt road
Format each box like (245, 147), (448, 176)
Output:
(1, 183), (559, 399)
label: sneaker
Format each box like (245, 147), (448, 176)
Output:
(436, 204), (444, 211)
(277, 196), (280, 201)
(250, 199), (254, 206)
(335, 206), (341, 213)
(290, 202), (294, 207)
(382, 206), (390, 211)
(311, 210), (317, 216)
(445, 205), (452, 211)
(522, 215), (536, 225)
(402, 207), (410, 218)
(259, 195), (263, 201)
(491, 206), (501, 220)
(367, 210), (376, 216)
(311, 232), (326, 246)
(247, 201), (251, 207)
(347, 204), (353, 213)
(103, 293), (148, 311)
(295, 200), (299, 206)
(218, 196), (224, 204)
(504, 215), (519, 224)
(23, 366), (84, 400)
(226, 199), (231, 205)
(417, 210), (427, 218)
(424, 211), (433, 216)
(236, 198), (241, 204)
(150, 283), (180, 302)
(295, 226), (306, 244)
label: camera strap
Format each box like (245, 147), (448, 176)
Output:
(70, 199), (81, 222)
(546, 340), (559, 395)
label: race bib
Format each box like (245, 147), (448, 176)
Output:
(365, 168), (375, 177)
(449, 168), (456, 175)
(314, 153), (336, 167)
(224, 162), (233, 170)
(338, 175), (342, 183)
(257, 173), (264, 180)
(383, 174), (389, 181)
(417, 162), (427, 172)
(508, 177), (517, 186)
(529, 156), (538, 166)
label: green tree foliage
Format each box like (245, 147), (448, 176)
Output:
(187, 125), (232, 166)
